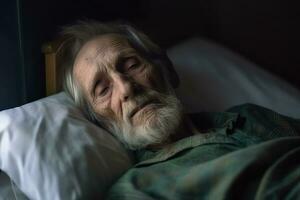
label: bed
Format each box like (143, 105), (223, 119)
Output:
(0, 37), (300, 199)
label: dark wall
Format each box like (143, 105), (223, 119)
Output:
(0, 0), (298, 110)
(0, 0), (25, 110)
(135, 0), (299, 88)
(204, 0), (297, 88)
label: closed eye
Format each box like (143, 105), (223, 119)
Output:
(124, 57), (141, 72)
(94, 80), (110, 97)
(128, 63), (139, 70)
(99, 86), (109, 96)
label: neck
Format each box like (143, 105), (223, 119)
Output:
(170, 116), (195, 142)
(147, 115), (196, 150)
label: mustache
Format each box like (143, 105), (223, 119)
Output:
(122, 90), (166, 121)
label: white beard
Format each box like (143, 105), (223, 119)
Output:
(97, 90), (183, 150)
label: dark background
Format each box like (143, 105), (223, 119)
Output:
(0, 0), (298, 110)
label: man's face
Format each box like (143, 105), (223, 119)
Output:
(73, 34), (182, 149)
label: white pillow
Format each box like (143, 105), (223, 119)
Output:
(168, 38), (300, 118)
(0, 92), (132, 200)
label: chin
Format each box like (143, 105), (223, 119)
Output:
(132, 106), (160, 126)
(115, 95), (183, 150)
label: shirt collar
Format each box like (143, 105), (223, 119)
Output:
(134, 111), (243, 166)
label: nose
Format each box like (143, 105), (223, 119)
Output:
(113, 73), (133, 102)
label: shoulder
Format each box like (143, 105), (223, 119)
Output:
(227, 103), (270, 113)
(226, 103), (283, 121)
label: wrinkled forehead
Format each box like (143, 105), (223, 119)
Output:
(75, 33), (131, 65)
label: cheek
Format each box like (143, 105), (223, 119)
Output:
(136, 66), (164, 91)
(94, 103), (118, 122)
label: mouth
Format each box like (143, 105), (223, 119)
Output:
(129, 99), (161, 119)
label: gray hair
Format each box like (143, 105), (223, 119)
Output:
(59, 20), (178, 123)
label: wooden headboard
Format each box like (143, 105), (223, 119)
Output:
(42, 39), (65, 96)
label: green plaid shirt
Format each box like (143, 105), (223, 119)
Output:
(106, 104), (300, 200)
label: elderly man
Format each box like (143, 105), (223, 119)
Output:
(61, 20), (300, 199)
